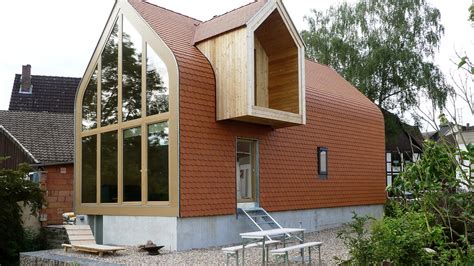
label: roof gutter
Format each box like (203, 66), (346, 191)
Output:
(30, 161), (74, 167)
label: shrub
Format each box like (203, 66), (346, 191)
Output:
(0, 160), (46, 265)
(371, 211), (445, 264)
(339, 140), (473, 264)
(336, 213), (375, 265)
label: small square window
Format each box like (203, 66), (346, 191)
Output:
(317, 147), (328, 178)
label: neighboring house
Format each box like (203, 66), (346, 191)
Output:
(382, 109), (424, 188)
(73, 0), (386, 250)
(0, 111), (74, 225)
(9, 65), (80, 113)
(0, 65), (79, 225)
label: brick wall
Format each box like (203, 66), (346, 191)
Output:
(41, 164), (74, 225)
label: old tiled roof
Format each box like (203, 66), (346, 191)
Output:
(9, 74), (81, 113)
(0, 111), (74, 164)
(382, 109), (424, 153)
(193, 0), (267, 44)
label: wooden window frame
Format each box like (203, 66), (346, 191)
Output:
(74, 2), (179, 217)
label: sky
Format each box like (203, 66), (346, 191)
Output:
(0, 0), (472, 131)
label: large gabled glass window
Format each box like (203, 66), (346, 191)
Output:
(80, 14), (170, 205)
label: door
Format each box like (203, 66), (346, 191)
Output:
(236, 139), (257, 204)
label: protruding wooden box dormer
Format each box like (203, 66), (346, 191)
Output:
(195, 0), (305, 128)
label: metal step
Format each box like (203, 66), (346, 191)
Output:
(239, 207), (300, 241)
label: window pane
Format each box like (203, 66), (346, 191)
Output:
(236, 139), (256, 201)
(148, 122), (169, 201)
(101, 21), (119, 127)
(82, 67), (98, 130)
(122, 17), (142, 122)
(82, 136), (97, 203)
(101, 131), (117, 203)
(320, 150), (327, 174)
(146, 44), (169, 116)
(123, 127), (141, 201)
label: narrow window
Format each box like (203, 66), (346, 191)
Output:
(318, 147), (328, 178)
(101, 21), (119, 127)
(122, 16), (142, 122)
(82, 136), (97, 203)
(146, 44), (169, 116)
(82, 66), (98, 130)
(101, 131), (118, 203)
(123, 127), (142, 202)
(148, 122), (169, 201)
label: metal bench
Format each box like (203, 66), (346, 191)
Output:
(222, 240), (280, 265)
(270, 241), (323, 265)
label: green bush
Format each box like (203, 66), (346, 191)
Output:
(339, 140), (473, 265)
(336, 213), (375, 265)
(371, 211), (445, 264)
(0, 160), (46, 265)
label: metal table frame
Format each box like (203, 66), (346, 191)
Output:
(240, 228), (305, 265)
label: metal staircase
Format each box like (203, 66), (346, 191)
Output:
(239, 207), (301, 241)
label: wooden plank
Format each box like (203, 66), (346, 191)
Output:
(64, 225), (91, 230)
(71, 240), (96, 245)
(73, 244), (125, 251)
(67, 229), (94, 235)
(254, 38), (268, 108)
(197, 28), (248, 120)
(68, 235), (95, 241)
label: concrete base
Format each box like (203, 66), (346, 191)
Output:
(85, 204), (383, 251)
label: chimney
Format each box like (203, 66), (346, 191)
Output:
(20, 64), (32, 94)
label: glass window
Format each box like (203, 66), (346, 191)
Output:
(82, 67), (98, 130)
(236, 139), (256, 202)
(122, 17), (142, 122)
(82, 136), (97, 203)
(318, 147), (328, 178)
(101, 131), (117, 203)
(101, 21), (119, 127)
(148, 122), (169, 201)
(146, 44), (169, 116)
(79, 13), (173, 208)
(123, 127), (142, 201)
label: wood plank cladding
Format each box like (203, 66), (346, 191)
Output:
(196, 6), (304, 128)
(255, 38), (269, 108)
(255, 10), (299, 114)
(197, 28), (248, 120)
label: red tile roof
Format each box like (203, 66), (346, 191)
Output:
(193, 0), (267, 44)
(128, 0), (386, 217)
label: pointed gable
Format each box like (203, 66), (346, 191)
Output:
(193, 0), (267, 44)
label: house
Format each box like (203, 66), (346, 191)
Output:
(0, 65), (80, 225)
(9, 65), (80, 114)
(74, 0), (386, 250)
(382, 109), (423, 188)
(0, 111), (74, 225)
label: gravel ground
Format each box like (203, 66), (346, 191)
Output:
(46, 226), (349, 265)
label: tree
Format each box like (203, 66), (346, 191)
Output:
(0, 160), (45, 264)
(302, 0), (451, 113)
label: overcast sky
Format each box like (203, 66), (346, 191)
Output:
(0, 0), (472, 130)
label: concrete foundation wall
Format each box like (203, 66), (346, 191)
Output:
(92, 204), (383, 251)
(176, 204), (384, 251)
(101, 216), (178, 250)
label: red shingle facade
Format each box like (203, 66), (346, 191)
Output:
(130, 0), (386, 218)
